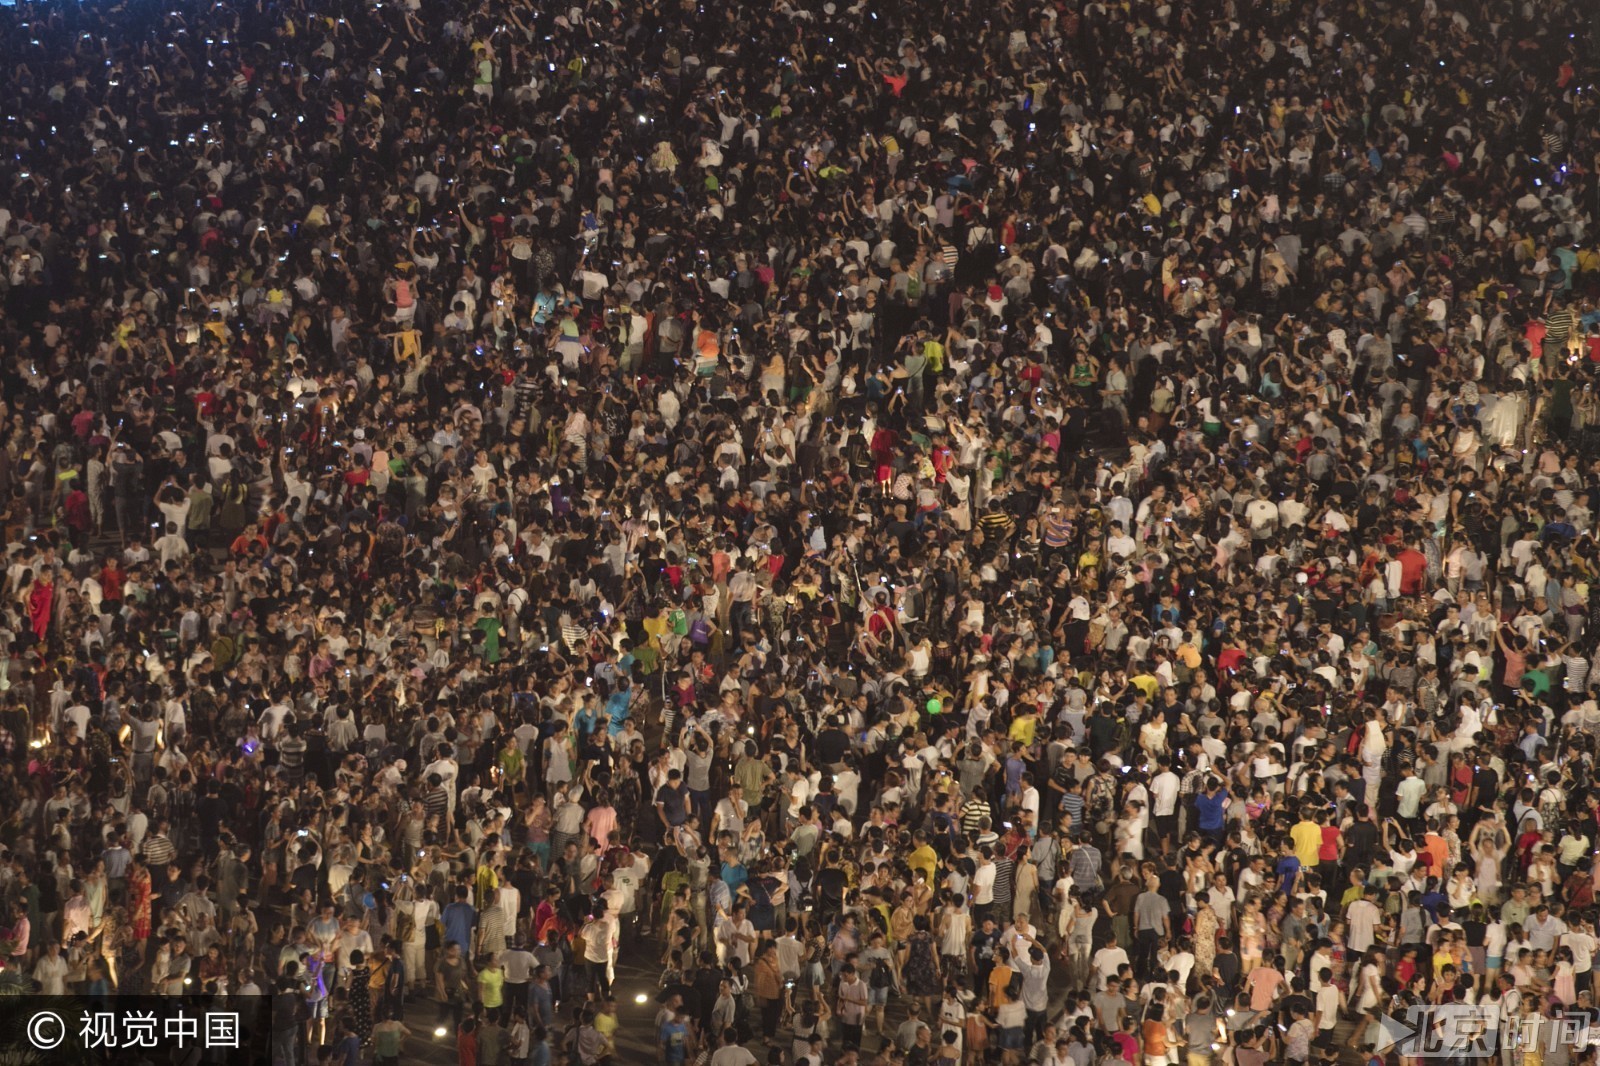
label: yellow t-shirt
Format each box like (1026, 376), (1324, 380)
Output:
(478, 966), (504, 1009)
(909, 844), (939, 886)
(1290, 820), (1322, 868)
(1008, 714), (1038, 748)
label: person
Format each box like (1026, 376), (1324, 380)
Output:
(753, 943), (785, 1042)
(835, 962), (870, 1050)
(272, 974), (307, 1066)
(435, 942), (473, 1027)
(709, 1027), (757, 1066)
(657, 1007), (692, 1066)
(371, 1009), (412, 1066)
(578, 902), (618, 1000)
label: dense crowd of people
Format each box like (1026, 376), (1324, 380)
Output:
(1, 0), (1600, 1064)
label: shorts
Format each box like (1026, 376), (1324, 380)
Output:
(868, 987), (889, 1006)
(308, 997), (330, 1020)
(1154, 813), (1178, 841)
(1486, 956), (1502, 970)
(999, 1027), (1025, 1050)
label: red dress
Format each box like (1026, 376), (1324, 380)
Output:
(129, 866), (152, 941)
(27, 581), (53, 641)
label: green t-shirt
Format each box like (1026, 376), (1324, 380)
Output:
(476, 617), (504, 664)
(373, 1025), (405, 1059)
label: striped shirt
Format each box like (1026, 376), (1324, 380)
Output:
(1547, 308), (1577, 343)
(960, 800), (992, 834)
(1066, 843), (1101, 891)
(142, 834), (176, 868)
(1043, 514), (1073, 548)
(991, 857), (1015, 909)
(1060, 792), (1085, 834)
(560, 618), (588, 653)
(1564, 654), (1589, 692)
(979, 509), (1016, 540)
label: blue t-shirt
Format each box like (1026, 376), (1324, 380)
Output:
(442, 901), (477, 951)
(334, 1035), (360, 1066)
(1275, 855), (1302, 895)
(574, 705), (599, 740)
(605, 688), (633, 736)
(1005, 756), (1026, 796)
(656, 783), (689, 826)
(719, 861), (748, 895)
(659, 1021), (688, 1063)
(1195, 789), (1229, 832)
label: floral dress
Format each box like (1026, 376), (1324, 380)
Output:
(903, 930), (942, 998)
(1193, 908), (1218, 976)
(350, 961), (373, 1044)
(129, 866), (152, 942)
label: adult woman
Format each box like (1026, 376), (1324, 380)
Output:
(1138, 715), (1169, 762)
(1471, 817), (1509, 904)
(1447, 867), (1479, 911)
(1238, 896), (1265, 976)
(1193, 895), (1219, 978)
(127, 857), (152, 950)
(753, 943), (784, 1041)
(83, 859), (107, 933)
(1354, 948), (1385, 1016)
(1062, 889), (1096, 993)
(900, 913), (943, 1018)
(523, 794), (552, 872)
(937, 891), (971, 978)
(937, 982), (967, 1058)
(1142, 1000), (1174, 1066)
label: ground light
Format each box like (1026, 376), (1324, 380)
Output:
(634, 993), (649, 1004)
(434, 1026), (449, 1039)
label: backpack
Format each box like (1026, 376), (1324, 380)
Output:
(1566, 869), (1595, 909)
(1005, 967), (1023, 1001)
(870, 958), (894, 991)
(395, 903), (416, 944)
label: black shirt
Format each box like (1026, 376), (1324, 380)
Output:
(1345, 819), (1380, 865)
(815, 728), (850, 765)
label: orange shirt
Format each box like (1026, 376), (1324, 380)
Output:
(1421, 833), (1449, 877)
(1142, 1019), (1169, 1056)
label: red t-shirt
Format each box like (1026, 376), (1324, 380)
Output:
(1318, 826), (1341, 864)
(1395, 548), (1427, 595)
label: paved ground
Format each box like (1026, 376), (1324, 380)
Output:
(385, 949), (1371, 1064)
(391, 948), (671, 1063)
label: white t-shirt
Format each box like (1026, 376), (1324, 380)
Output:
(1315, 983), (1340, 1029)
(1149, 772), (1180, 817)
(1347, 898), (1382, 954)
(1561, 930), (1596, 973)
(1092, 945), (1129, 988)
(971, 862), (996, 905)
(399, 899), (438, 945)
(710, 1047), (758, 1066)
